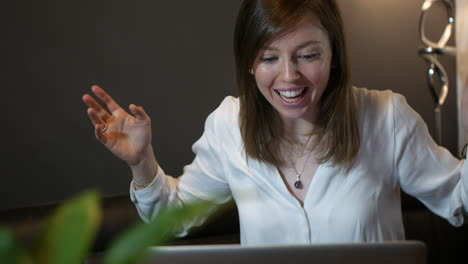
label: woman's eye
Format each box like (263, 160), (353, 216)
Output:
(299, 53), (319, 61)
(260, 56), (278, 63)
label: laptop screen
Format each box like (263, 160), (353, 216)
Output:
(143, 241), (427, 264)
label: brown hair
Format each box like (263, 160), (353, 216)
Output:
(234, 0), (359, 170)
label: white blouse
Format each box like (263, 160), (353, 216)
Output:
(130, 87), (468, 245)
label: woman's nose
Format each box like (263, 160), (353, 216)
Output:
(280, 59), (300, 82)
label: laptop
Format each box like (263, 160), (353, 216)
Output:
(142, 241), (427, 264)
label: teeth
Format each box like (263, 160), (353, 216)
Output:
(278, 88), (304, 98)
(277, 88), (305, 102)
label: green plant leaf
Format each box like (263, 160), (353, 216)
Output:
(102, 200), (215, 264)
(0, 226), (22, 264)
(0, 226), (34, 264)
(34, 190), (101, 264)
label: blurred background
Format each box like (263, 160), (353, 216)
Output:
(1, 0), (459, 210)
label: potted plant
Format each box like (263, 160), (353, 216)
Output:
(0, 190), (215, 264)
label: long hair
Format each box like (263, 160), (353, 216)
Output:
(234, 0), (359, 170)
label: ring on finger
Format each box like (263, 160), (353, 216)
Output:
(100, 122), (108, 133)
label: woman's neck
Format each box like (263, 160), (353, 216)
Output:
(281, 116), (316, 146)
(279, 102), (320, 145)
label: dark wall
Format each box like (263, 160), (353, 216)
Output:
(2, 0), (458, 210)
(3, 0), (241, 210)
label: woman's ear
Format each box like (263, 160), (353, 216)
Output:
(250, 60), (258, 75)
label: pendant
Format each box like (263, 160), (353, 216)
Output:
(294, 175), (302, 189)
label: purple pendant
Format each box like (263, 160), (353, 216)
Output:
(294, 179), (302, 189)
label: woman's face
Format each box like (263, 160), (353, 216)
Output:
(253, 12), (332, 123)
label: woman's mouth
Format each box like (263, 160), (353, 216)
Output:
(275, 87), (308, 104)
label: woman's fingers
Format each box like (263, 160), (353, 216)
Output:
(129, 104), (150, 122)
(91, 85), (122, 114)
(94, 123), (108, 143)
(82, 93), (112, 122)
(86, 107), (106, 127)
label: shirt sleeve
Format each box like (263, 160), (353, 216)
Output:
(129, 101), (233, 235)
(393, 94), (468, 226)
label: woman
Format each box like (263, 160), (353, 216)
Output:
(82, 0), (468, 244)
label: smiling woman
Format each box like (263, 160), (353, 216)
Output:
(81, 0), (468, 247)
(253, 18), (331, 121)
(235, 0), (359, 176)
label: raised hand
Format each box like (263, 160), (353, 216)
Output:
(82, 85), (152, 166)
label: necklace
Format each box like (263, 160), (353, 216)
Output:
(287, 135), (314, 189)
